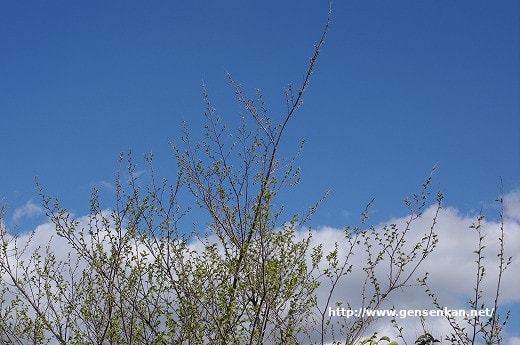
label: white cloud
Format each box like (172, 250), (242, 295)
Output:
(509, 337), (520, 345)
(12, 200), (43, 222)
(505, 189), (520, 221)
(419, 205), (520, 304)
(98, 180), (116, 192)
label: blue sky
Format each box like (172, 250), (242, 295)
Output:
(1, 0), (519, 341)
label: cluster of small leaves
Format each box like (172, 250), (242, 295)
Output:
(415, 333), (440, 345)
(361, 332), (398, 345)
